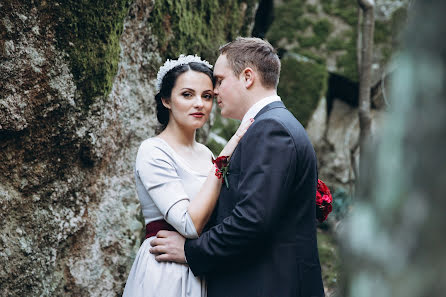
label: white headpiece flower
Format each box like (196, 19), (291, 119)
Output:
(156, 54), (213, 92)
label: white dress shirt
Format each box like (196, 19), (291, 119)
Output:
(241, 95), (282, 124)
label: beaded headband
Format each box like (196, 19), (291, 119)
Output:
(155, 54), (213, 92)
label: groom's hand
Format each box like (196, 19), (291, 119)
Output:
(149, 230), (186, 264)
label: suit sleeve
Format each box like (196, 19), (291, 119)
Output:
(184, 118), (297, 275)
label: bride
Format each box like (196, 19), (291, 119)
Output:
(122, 55), (253, 297)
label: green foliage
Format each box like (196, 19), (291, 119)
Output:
(211, 111), (240, 140)
(206, 110), (240, 156)
(150, 0), (256, 64)
(331, 187), (353, 220)
(206, 138), (225, 157)
(278, 55), (328, 126)
(50, 0), (132, 106)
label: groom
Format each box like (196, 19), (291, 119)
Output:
(150, 37), (325, 297)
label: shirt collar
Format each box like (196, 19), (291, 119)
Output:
(241, 95), (282, 124)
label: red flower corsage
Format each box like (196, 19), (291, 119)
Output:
(212, 156), (230, 188)
(316, 179), (333, 223)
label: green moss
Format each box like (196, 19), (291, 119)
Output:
(336, 29), (358, 81)
(292, 48), (326, 65)
(321, 0), (356, 26)
(306, 4), (318, 14)
(37, 0), (257, 109)
(239, 0), (261, 37)
(314, 19), (334, 38)
(149, 0), (257, 64)
(265, 0), (305, 46)
(326, 37), (348, 51)
(48, 0), (131, 106)
(374, 6), (408, 64)
(317, 230), (340, 291)
(320, 0), (333, 14)
(278, 55), (328, 126)
(297, 36), (319, 48)
(267, 0), (408, 90)
(297, 19), (333, 49)
(318, 0), (358, 80)
(375, 21), (392, 44)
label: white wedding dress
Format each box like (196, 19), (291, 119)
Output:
(123, 137), (213, 297)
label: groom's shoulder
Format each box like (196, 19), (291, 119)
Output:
(258, 105), (303, 131)
(255, 106), (313, 149)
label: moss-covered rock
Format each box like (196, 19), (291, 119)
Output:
(266, 0), (306, 47)
(317, 230), (340, 294)
(32, 0), (132, 106)
(278, 54), (328, 127)
(266, 0), (408, 82)
(149, 0), (258, 64)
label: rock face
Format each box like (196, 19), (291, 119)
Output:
(311, 99), (383, 190)
(0, 1), (257, 296)
(268, 0), (409, 83)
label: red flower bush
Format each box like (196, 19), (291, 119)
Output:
(316, 179), (333, 223)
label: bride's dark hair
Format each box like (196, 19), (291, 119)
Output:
(155, 62), (214, 130)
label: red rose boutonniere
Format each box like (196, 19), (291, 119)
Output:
(316, 179), (333, 223)
(212, 156), (230, 188)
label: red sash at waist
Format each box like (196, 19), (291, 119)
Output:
(145, 220), (175, 239)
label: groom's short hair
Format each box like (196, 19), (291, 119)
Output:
(219, 37), (280, 89)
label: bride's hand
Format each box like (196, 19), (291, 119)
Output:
(219, 118), (254, 157)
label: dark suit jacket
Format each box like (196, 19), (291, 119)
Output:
(185, 101), (325, 297)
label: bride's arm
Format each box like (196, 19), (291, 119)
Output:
(185, 119), (253, 235)
(137, 119), (253, 239)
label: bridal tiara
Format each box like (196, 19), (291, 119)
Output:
(155, 54), (213, 92)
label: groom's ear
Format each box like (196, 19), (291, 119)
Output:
(242, 68), (255, 89)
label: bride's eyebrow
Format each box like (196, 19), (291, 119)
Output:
(180, 88), (195, 92)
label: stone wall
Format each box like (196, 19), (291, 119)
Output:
(0, 1), (258, 296)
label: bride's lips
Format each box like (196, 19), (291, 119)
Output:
(190, 112), (205, 118)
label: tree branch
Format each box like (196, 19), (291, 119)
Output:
(357, 0), (375, 175)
